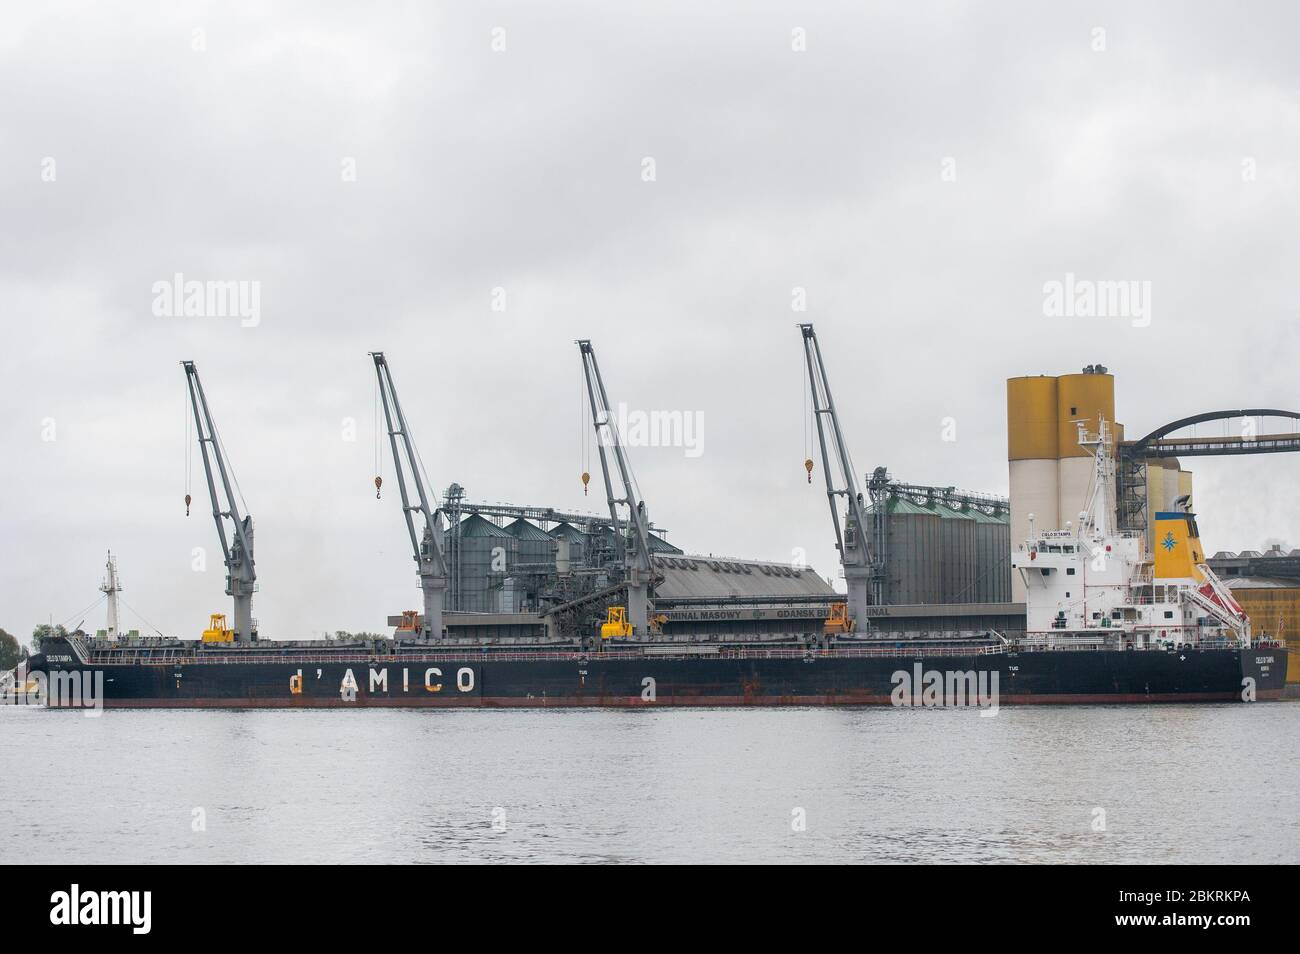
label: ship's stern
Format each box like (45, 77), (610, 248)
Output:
(1241, 646), (1288, 701)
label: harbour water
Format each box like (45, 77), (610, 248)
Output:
(1, 704), (1295, 864)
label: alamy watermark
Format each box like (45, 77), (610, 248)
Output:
(50, 885), (151, 935)
(3, 666), (104, 716)
(597, 402), (704, 459)
(891, 664), (999, 714)
(152, 273), (261, 327)
(1042, 272), (1150, 328)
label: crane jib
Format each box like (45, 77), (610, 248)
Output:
(183, 360), (257, 643)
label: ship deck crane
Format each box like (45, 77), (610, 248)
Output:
(183, 360), (257, 642)
(798, 324), (874, 634)
(371, 352), (447, 642)
(578, 339), (655, 636)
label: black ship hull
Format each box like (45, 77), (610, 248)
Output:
(27, 638), (1289, 708)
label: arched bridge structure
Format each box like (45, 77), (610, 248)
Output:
(1117, 409), (1300, 532)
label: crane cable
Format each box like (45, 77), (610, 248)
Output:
(119, 596), (167, 639)
(579, 360), (590, 495)
(410, 426), (440, 513)
(209, 413), (250, 518)
(802, 353), (814, 483)
(56, 593), (106, 631)
(373, 373), (383, 498)
(184, 381), (193, 515)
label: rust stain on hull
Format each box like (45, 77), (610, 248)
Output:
(54, 689), (1284, 710)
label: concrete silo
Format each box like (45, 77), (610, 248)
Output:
(1007, 368), (1119, 601)
(1055, 370), (1116, 527)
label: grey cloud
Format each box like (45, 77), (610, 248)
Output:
(2, 1), (1298, 640)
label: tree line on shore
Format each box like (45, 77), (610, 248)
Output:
(0, 624), (69, 670)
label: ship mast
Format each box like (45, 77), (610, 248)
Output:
(578, 339), (655, 636)
(798, 323), (874, 633)
(370, 352), (447, 642)
(1076, 417), (1115, 540)
(100, 550), (122, 639)
(183, 360), (257, 642)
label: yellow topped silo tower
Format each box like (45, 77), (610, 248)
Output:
(1007, 366), (1122, 601)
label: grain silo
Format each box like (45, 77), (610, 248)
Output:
(548, 522), (589, 567)
(503, 518), (557, 571)
(925, 500), (977, 604)
(867, 496), (942, 604)
(965, 506), (1011, 603)
(1055, 371), (1116, 527)
(1007, 375), (1060, 561)
(502, 518), (558, 612)
(444, 513), (516, 612)
(1007, 368), (1120, 600)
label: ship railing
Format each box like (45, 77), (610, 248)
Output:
(64, 634), (91, 664)
(81, 639), (1258, 664)
(83, 650), (597, 665)
(1016, 638), (1243, 652)
(81, 643), (1012, 665)
(709, 645), (1010, 659)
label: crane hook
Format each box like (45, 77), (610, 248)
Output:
(184, 492), (192, 516)
(374, 475), (383, 499)
(804, 458), (814, 483)
(581, 471), (590, 496)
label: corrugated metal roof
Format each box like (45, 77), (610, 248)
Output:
(548, 522), (587, 542)
(866, 497), (933, 516)
(455, 513), (514, 538)
(923, 501), (975, 521)
(962, 508), (1009, 524)
(502, 518), (553, 541)
(1210, 548), (1300, 560)
(545, 521), (682, 554)
(654, 554), (836, 600)
(1225, 576), (1300, 590)
(866, 497), (1007, 522)
(648, 533), (683, 554)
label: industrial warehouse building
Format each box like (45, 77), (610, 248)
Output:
(1210, 547), (1300, 689)
(442, 475), (1014, 613)
(432, 493), (847, 640)
(443, 509), (839, 615)
(442, 511), (688, 614)
(434, 482), (1024, 642)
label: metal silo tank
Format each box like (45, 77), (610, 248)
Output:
(883, 496), (942, 605)
(928, 502), (976, 604)
(965, 506), (990, 603)
(967, 507), (1011, 603)
(990, 511), (1011, 602)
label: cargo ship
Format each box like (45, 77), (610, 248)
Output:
(19, 331), (1290, 708)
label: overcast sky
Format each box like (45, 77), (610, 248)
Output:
(3, 1), (1298, 643)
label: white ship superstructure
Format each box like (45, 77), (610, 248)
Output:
(1012, 420), (1253, 650)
